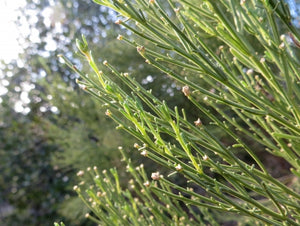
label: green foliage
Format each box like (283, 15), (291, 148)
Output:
(0, 0), (139, 224)
(74, 147), (218, 225)
(54, 222), (66, 226)
(0, 102), (67, 225)
(63, 0), (300, 225)
(2, 0), (183, 223)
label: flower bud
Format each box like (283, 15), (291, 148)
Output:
(175, 164), (183, 171)
(77, 170), (84, 177)
(73, 185), (79, 191)
(143, 181), (150, 187)
(137, 46), (146, 55)
(115, 19), (122, 25)
(105, 109), (112, 116)
(76, 39), (88, 55)
(182, 85), (190, 96)
(117, 34), (123, 40)
(246, 69), (253, 76)
(279, 42), (285, 50)
(194, 118), (202, 127)
(151, 172), (161, 180)
(174, 8), (180, 13)
(141, 150), (148, 157)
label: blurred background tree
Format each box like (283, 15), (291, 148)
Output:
(0, 0), (300, 225)
(0, 0), (190, 225)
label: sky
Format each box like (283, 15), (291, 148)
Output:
(0, 0), (26, 63)
(0, 0), (31, 112)
(0, 0), (62, 114)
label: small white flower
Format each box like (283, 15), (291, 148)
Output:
(182, 85), (190, 96)
(194, 118), (202, 126)
(175, 164), (183, 171)
(76, 170), (84, 177)
(151, 172), (161, 180)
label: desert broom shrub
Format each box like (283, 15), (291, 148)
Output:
(60, 0), (300, 225)
(72, 147), (218, 225)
